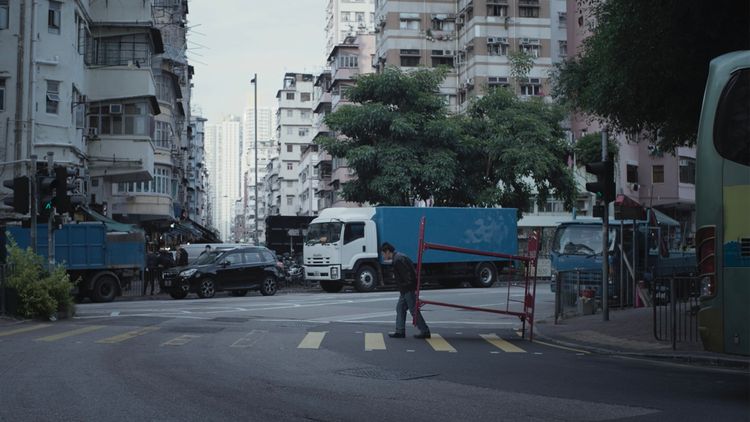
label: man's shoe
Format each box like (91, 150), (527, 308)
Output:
(414, 332), (431, 339)
(388, 332), (405, 338)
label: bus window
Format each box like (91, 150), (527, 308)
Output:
(714, 68), (750, 165)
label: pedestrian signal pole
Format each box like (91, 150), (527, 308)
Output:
(600, 128), (610, 321)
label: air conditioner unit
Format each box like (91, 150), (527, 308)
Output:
(631, 183), (640, 192)
(455, 17), (464, 24)
(466, 78), (474, 86)
(499, 37), (508, 44)
(521, 38), (531, 44)
(488, 37), (496, 43)
(529, 78), (541, 84)
(86, 127), (99, 137)
(443, 50), (453, 56)
(109, 104), (123, 114)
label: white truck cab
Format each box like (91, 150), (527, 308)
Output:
(303, 208), (380, 292)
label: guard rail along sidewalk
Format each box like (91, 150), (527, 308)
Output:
(653, 275), (701, 351)
(413, 217), (540, 341)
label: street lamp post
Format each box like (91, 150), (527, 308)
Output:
(251, 74), (259, 245)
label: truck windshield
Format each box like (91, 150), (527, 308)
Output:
(305, 222), (343, 245)
(552, 225), (615, 256)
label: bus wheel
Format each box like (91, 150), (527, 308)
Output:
(320, 280), (344, 293)
(471, 262), (497, 288)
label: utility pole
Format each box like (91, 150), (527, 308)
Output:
(46, 152), (54, 270)
(251, 74), (259, 245)
(30, 154), (37, 254)
(601, 128), (610, 322)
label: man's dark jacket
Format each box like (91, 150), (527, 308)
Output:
(392, 252), (417, 293)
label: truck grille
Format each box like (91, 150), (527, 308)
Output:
(306, 257), (330, 265)
(559, 270), (602, 288)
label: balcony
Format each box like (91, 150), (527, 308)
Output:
(88, 2), (154, 24)
(87, 67), (158, 105)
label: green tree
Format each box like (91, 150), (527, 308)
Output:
(317, 67), (459, 205)
(508, 50), (535, 92)
(574, 132), (618, 165)
(552, 0), (749, 151)
(451, 88), (577, 214)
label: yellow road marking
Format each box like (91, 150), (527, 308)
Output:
(364, 333), (386, 351)
(481, 333), (526, 353)
(298, 332), (326, 349)
(425, 334), (457, 352)
(36, 325), (105, 342)
(96, 326), (160, 344)
(162, 334), (200, 347)
(230, 330), (267, 348)
(0, 324), (49, 337)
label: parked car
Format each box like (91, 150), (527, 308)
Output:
(160, 246), (283, 299)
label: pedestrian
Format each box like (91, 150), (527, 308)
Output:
(199, 244), (212, 257)
(144, 249), (158, 296)
(177, 247), (188, 266)
(380, 242), (431, 339)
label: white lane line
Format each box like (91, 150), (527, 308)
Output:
(297, 332), (327, 349)
(364, 333), (386, 351)
(230, 330), (267, 348)
(110, 311), (120, 316)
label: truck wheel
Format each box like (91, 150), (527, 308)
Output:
(320, 280), (343, 293)
(354, 265), (378, 292)
(92, 274), (118, 303)
(197, 278), (216, 298)
(471, 262), (497, 288)
(259, 276), (277, 296)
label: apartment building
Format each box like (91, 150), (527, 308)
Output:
(325, 0), (376, 56)
(275, 73), (315, 216)
(241, 107), (275, 242)
(374, 0), (566, 112)
(206, 116), (242, 241)
(0, 0), (214, 243)
(187, 115), (210, 227)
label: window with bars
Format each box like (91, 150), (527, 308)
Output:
(88, 102), (153, 136)
(679, 157), (695, 184)
(89, 34), (152, 67)
(627, 164), (639, 183)
(46, 80), (60, 114)
(399, 13), (420, 30)
(72, 86), (85, 127)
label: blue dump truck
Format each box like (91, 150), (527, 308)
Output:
(6, 222), (145, 303)
(550, 212), (696, 306)
(303, 207), (518, 293)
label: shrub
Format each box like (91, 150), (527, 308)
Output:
(5, 237), (75, 319)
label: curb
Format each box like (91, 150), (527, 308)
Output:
(533, 324), (750, 371)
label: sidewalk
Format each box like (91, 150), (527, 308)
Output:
(533, 307), (750, 370)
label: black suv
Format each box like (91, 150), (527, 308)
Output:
(160, 246), (283, 299)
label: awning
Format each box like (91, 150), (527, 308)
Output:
(81, 207), (144, 233)
(651, 208), (680, 227)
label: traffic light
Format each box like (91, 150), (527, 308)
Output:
(585, 160), (615, 203)
(38, 172), (56, 220)
(3, 176), (30, 214)
(54, 166), (77, 214)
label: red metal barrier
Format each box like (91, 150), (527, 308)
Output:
(414, 217), (539, 341)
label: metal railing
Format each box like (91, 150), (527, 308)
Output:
(652, 276), (701, 350)
(554, 269), (602, 323)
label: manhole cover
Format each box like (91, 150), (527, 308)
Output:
(167, 326), (225, 334)
(337, 367), (438, 381)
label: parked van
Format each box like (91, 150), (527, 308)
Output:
(179, 243), (255, 264)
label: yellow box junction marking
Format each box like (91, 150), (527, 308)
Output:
(36, 325), (105, 342)
(0, 324), (49, 337)
(298, 332), (327, 349)
(480, 333), (526, 353)
(96, 326), (160, 344)
(426, 334), (457, 352)
(364, 333), (386, 351)
(162, 334), (201, 347)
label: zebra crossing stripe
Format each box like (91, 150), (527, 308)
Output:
(425, 334), (457, 352)
(0, 324), (49, 337)
(298, 332), (326, 349)
(162, 334), (200, 347)
(364, 333), (386, 351)
(96, 326), (160, 344)
(480, 333), (526, 353)
(36, 325), (105, 342)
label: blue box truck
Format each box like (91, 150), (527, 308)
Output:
(6, 222), (146, 302)
(303, 207), (518, 292)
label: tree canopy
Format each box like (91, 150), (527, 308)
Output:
(552, 0), (750, 151)
(317, 67), (577, 215)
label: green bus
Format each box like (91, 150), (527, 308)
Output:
(696, 51), (750, 356)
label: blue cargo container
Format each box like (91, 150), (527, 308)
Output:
(6, 223), (145, 302)
(303, 207), (518, 293)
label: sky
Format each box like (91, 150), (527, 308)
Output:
(188, 0), (328, 123)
